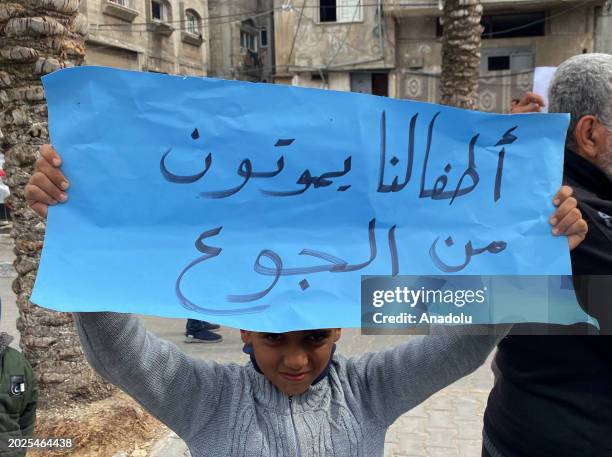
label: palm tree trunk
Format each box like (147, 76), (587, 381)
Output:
(0, 0), (113, 406)
(440, 0), (483, 109)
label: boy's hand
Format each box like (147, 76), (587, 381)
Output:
(25, 144), (69, 219)
(511, 91), (545, 114)
(550, 185), (588, 251)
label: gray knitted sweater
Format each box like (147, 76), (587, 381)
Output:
(75, 313), (503, 457)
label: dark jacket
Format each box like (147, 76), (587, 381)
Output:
(0, 333), (38, 457)
(483, 150), (612, 457)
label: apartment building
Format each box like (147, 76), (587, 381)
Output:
(274, 0), (606, 111)
(81, 0), (274, 81)
(82, 0), (209, 75)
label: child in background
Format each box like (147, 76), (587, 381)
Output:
(0, 304), (38, 457)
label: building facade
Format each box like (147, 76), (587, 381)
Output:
(207, 0), (275, 81)
(387, 0), (602, 112)
(274, 0), (397, 95)
(594, 0), (612, 53)
(81, 0), (274, 81)
(82, 0), (209, 75)
(274, 0), (605, 111)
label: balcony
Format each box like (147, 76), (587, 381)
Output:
(148, 20), (174, 37)
(383, 0), (440, 16)
(382, 0), (596, 17)
(102, 0), (139, 22)
(181, 31), (203, 46)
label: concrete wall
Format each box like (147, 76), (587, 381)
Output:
(86, 43), (141, 69)
(178, 0), (208, 75)
(487, 5), (593, 67)
(595, 4), (612, 53)
(273, 0), (396, 75)
(82, 0), (208, 75)
(393, 15), (440, 102)
(393, 5), (597, 111)
(290, 71), (351, 91)
(280, 1), (598, 107)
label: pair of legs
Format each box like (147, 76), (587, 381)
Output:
(185, 319), (223, 343)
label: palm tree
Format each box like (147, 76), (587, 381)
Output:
(0, 0), (112, 406)
(439, 0), (483, 109)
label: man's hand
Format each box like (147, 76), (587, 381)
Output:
(511, 92), (545, 114)
(25, 144), (69, 219)
(550, 185), (588, 251)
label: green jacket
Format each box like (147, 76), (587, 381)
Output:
(0, 333), (38, 457)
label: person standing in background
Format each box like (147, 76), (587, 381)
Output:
(0, 299), (39, 456)
(185, 319), (223, 343)
(483, 53), (612, 457)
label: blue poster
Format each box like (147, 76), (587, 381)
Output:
(31, 66), (592, 331)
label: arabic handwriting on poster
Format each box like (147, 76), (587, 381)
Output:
(160, 112), (512, 315)
(35, 67), (574, 330)
(173, 219), (506, 315)
(160, 111), (515, 203)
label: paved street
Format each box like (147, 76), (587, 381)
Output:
(0, 232), (495, 457)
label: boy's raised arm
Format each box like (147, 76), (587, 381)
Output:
(347, 325), (506, 427)
(73, 312), (227, 441)
(26, 145), (230, 441)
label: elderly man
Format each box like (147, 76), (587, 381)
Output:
(483, 54), (612, 457)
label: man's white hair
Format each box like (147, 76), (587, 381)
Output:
(549, 53), (612, 146)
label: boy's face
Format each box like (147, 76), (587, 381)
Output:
(241, 329), (342, 396)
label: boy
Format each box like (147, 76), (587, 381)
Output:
(26, 145), (587, 457)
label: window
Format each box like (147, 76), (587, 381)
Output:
(240, 19), (258, 52)
(372, 73), (388, 97)
(320, 0), (363, 23)
(109, 0), (128, 7)
(260, 29), (268, 48)
(151, 0), (166, 21)
(240, 30), (257, 52)
(436, 12), (546, 38)
(185, 10), (200, 35)
(488, 56), (510, 71)
(321, 0), (336, 22)
(350, 72), (388, 96)
(481, 48), (533, 73)
(311, 72), (328, 81)
(482, 12), (545, 39)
